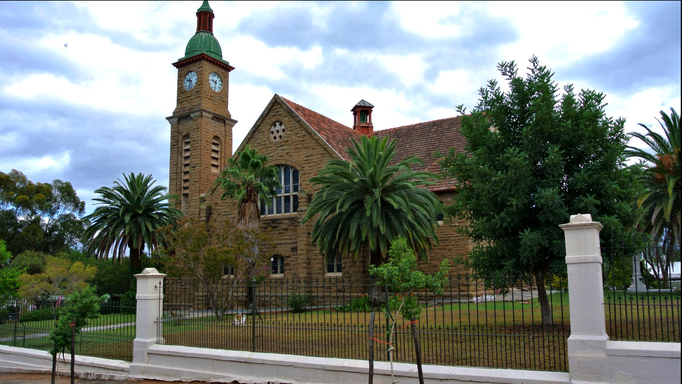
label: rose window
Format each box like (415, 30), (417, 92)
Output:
(270, 121), (285, 142)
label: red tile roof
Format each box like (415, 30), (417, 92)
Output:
(281, 97), (361, 161)
(281, 96), (465, 192)
(373, 117), (465, 192)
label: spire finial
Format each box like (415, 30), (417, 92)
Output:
(197, 1), (213, 13)
(196, 1), (215, 33)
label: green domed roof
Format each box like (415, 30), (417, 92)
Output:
(183, 31), (223, 61)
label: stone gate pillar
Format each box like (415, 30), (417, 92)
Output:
(130, 268), (165, 375)
(560, 214), (609, 383)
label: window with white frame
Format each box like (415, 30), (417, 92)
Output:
(261, 165), (299, 216)
(271, 256), (284, 275)
(326, 254), (342, 274)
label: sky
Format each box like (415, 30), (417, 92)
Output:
(0, 1), (680, 214)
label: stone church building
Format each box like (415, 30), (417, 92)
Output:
(167, 1), (472, 279)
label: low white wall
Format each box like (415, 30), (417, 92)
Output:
(606, 341), (681, 384)
(131, 344), (570, 384)
(2, 339), (680, 383)
(0, 345), (130, 381)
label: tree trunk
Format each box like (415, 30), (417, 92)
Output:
(368, 312), (375, 384)
(411, 317), (424, 384)
(51, 352), (57, 384)
(532, 263), (553, 326)
(128, 241), (143, 271)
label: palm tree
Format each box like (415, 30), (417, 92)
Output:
(84, 173), (182, 270)
(626, 108), (681, 285)
(214, 145), (280, 230)
(302, 136), (440, 267)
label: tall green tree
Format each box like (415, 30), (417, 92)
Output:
(0, 240), (21, 305)
(439, 56), (641, 325)
(303, 136), (440, 266)
(84, 173), (182, 270)
(625, 108), (680, 286)
(0, 170), (87, 255)
(214, 145), (280, 230)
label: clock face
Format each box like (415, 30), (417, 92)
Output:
(183, 71), (197, 90)
(209, 72), (222, 92)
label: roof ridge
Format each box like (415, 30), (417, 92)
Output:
(377, 115), (462, 133)
(280, 96), (354, 131)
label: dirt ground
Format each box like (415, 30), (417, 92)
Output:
(0, 372), (239, 384)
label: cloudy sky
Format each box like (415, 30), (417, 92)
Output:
(0, 1), (680, 214)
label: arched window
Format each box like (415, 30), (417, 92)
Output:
(211, 137), (220, 173)
(261, 165), (299, 216)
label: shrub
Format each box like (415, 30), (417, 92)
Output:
(548, 274), (568, 292)
(606, 261), (633, 290)
(0, 305), (18, 324)
(20, 306), (58, 323)
(336, 295), (373, 312)
(287, 294), (310, 313)
(120, 288), (136, 314)
(92, 260), (132, 296)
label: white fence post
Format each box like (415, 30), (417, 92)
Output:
(560, 213), (609, 383)
(130, 268), (165, 376)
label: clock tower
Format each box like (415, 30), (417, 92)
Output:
(167, 0), (236, 217)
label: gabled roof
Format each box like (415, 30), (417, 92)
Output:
(281, 97), (362, 161)
(279, 97), (465, 192)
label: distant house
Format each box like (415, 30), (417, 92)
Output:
(166, 1), (472, 279)
(646, 262), (682, 281)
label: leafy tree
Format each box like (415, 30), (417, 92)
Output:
(369, 237), (449, 384)
(17, 255), (97, 300)
(0, 240), (21, 305)
(439, 56), (641, 325)
(159, 218), (275, 319)
(9, 250), (49, 275)
(48, 286), (106, 384)
(215, 145), (281, 230)
(84, 173), (182, 270)
(303, 136), (440, 267)
(625, 108), (680, 286)
(0, 170), (87, 255)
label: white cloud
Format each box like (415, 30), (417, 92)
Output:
(431, 69), (481, 99)
(389, 2), (466, 38)
(222, 36), (323, 80)
(336, 50), (428, 88)
(229, 83), (277, 151)
(606, 86), (682, 138)
(3, 31), (176, 116)
(486, 2), (639, 67)
(0, 151), (71, 175)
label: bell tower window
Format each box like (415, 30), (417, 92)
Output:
(211, 137), (220, 173)
(182, 135), (190, 215)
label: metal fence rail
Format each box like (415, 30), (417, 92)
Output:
(602, 242), (681, 342)
(161, 275), (570, 372)
(0, 297), (135, 362)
